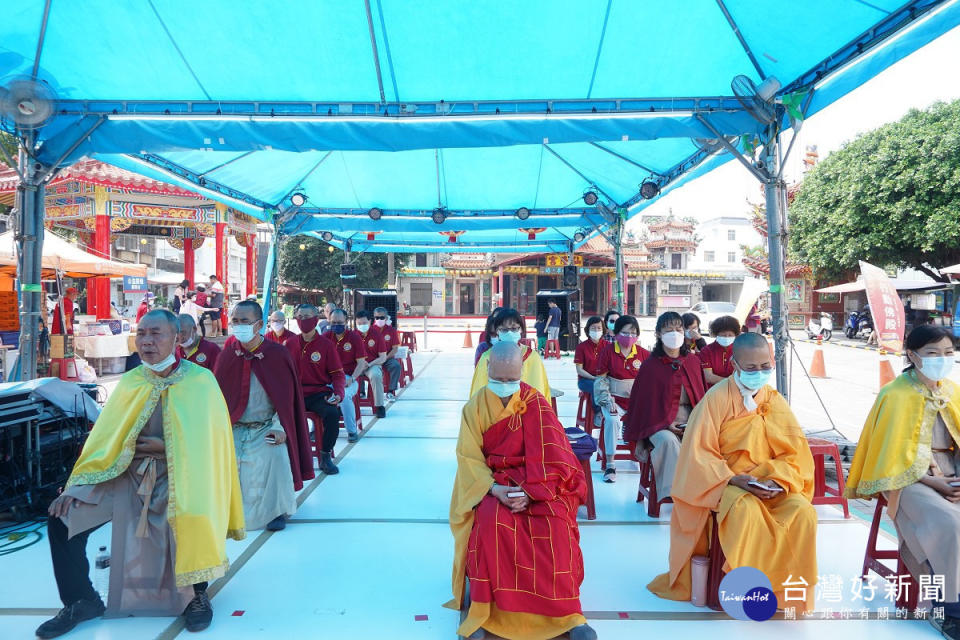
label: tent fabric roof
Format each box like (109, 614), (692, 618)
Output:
(2, 0), (959, 252)
(815, 279), (945, 293)
(0, 230), (148, 279)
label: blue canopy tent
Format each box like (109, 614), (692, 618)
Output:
(2, 0), (959, 384)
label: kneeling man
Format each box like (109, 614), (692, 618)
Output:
(446, 342), (596, 640)
(648, 332), (817, 612)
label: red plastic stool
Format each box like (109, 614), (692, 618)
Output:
(304, 411), (328, 462)
(595, 409), (634, 470)
(400, 353), (415, 385)
(544, 339), (561, 360)
(356, 375), (377, 413)
(401, 331), (417, 352)
(808, 437), (850, 518)
(51, 357), (80, 382)
(635, 448), (673, 518)
(575, 391), (595, 431)
(519, 338), (535, 349)
(861, 495), (917, 609)
(578, 455), (596, 520)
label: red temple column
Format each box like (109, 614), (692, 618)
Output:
(215, 204), (229, 329)
(245, 237), (256, 297)
(606, 268), (614, 311)
(90, 188), (112, 320)
(183, 237), (195, 288)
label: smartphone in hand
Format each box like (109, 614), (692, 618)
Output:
(748, 480), (783, 492)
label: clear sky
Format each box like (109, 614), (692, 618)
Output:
(630, 24), (960, 227)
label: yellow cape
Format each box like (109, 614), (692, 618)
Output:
(470, 344), (551, 399)
(68, 360), (245, 586)
(845, 371), (960, 499)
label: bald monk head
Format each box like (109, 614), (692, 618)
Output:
(732, 332), (773, 389)
(486, 343), (524, 404)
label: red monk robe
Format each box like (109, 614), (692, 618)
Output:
(624, 353), (707, 443)
(177, 337), (221, 370)
(213, 336), (315, 491)
(265, 327), (294, 344)
(447, 382), (587, 640)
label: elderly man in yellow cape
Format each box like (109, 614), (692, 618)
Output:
(648, 333), (817, 613)
(37, 310), (244, 640)
(446, 342), (595, 640)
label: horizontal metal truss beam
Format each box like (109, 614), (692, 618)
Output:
(127, 153), (274, 211)
(57, 97), (748, 119)
(782, 0), (946, 94)
(293, 207), (595, 219)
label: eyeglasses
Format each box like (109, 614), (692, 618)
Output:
(374, 316), (387, 320)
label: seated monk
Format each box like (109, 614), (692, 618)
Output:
(470, 308), (550, 399)
(648, 332), (817, 613)
(446, 342), (595, 640)
(37, 310), (244, 639)
(846, 326), (960, 638)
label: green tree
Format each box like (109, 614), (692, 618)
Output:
(789, 99), (960, 282)
(278, 236), (406, 304)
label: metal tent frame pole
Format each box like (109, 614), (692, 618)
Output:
(16, 133), (45, 381)
(260, 226), (279, 326)
(763, 131), (789, 398)
(613, 216), (625, 313)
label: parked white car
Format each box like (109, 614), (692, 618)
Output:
(685, 301), (737, 335)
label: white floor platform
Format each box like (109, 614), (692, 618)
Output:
(0, 348), (943, 639)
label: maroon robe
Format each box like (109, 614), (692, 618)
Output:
(265, 327), (294, 344)
(623, 353), (706, 443)
(177, 338), (221, 370)
(213, 336), (315, 490)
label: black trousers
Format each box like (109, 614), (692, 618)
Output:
(304, 391), (342, 453)
(383, 357), (402, 393)
(47, 516), (207, 608)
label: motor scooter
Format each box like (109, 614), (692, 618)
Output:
(845, 309), (874, 339)
(806, 312), (833, 341)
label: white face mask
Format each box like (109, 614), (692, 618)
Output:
(661, 331), (684, 350)
(230, 324), (257, 343)
(180, 335), (196, 349)
(589, 329), (603, 341)
(357, 323), (370, 333)
(143, 352), (176, 372)
(270, 321), (285, 334)
(716, 335), (736, 348)
(915, 354), (954, 382)
(488, 379), (522, 398)
(375, 318), (387, 328)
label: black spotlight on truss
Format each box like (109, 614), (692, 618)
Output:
(515, 207), (531, 220)
(573, 230), (586, 243)
(582, 190), (599, 206)
(639, 180), (660, 200)
(432, 207), (447, 224)
(290, 192), (307, 207)
(368, 207), (383, 221)
(321, 231), (334, 242)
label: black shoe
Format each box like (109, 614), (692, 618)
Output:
(320, 451), (339, 475)
(375, 406), (386, 418)
(347, 432), (360, 443)
(603, 467), (616, 483)
(183, 590), (213, 632)
(36, 597), (105, 639)
(266, 515), (286, 531)
(569, 623), (598, 640)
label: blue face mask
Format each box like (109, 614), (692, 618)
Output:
(498, 329), (521, 344)
(332, 323), (347, 334)
(918, 355), (953, 382)
(488, 379), (521, 398)
(607, 321), (616, 331)
(736, 368), (772, 391)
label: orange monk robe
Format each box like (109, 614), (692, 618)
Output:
(648, 376), (817, 612)
(445, 383), (587, 640)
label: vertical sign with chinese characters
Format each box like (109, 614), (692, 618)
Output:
(859, 260), (905, 352)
